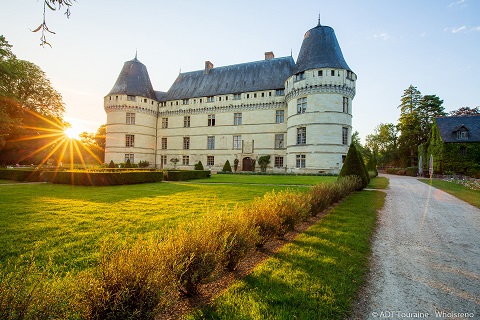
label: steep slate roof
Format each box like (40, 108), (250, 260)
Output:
(163, 56), (295, 101)
(108, 57), (157, 100)
(293, 24), (352, 74)
(435, 115), (480, 142)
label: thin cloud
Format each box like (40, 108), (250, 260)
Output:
(444, 26), (467, 33)
(472, 26), (480, 32)
(370, 32), (391, 40)
(448, 0), (467, 8)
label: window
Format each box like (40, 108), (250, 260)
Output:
(234, 113), (242, 125)
(343, 97), (349, 113)
(124, 153), (134, 163)
(297, 97), (307, 114)
(208, 114), (215, 126)
(207, 96), (214, 103)
(342, 127), (349, 145)
(246, 94), (250, 99)
(275, 89), (284, 96)
(182, 99), (189, 105)
(254, 93), (257, 98)
(274, 156), (284, 168)
(456, 130), (468, 140)
(275, 134), (284, 149)
(182, 155), (189, 165)
(207, 156), (214, 166)
(318, 70), (323, 76)
(218, 97), (222, 101)
(144, 99), (147, 103)
(331, 70), (335, 76)
(276, 110), (284, 123)
(161, 155), (167, 165)
(233, 135), (242, 149)
(296, 154), (306, 168)
(207, 136), (215, 150)
(297, 127), (306, 145)
(459, 146), (467, 156)
(183, 137), (190, 150)
(295, 72), (305, 81)
(127, 95), (136, 101)
(161, 137), (167, 149)
(125, 134), (135, 147)
(162, 117), (168, 128)
(183, 116), (190, 128)
(126, 112), (135, 125)
(233, 93), (241, 100)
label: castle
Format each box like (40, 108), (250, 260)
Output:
(104, 21), (357, 173)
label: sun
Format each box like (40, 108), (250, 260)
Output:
(64, 127), (81, 139)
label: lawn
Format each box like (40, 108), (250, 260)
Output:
(189, 189), (386, 319)
(418, 178), (480, 208)
(0, 176), (313, 273)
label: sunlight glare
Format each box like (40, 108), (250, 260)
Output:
(64, 127), (81, 139)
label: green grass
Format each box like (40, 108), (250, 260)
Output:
(193, 174), (336, 185)
(418, 179), (480, 208)
(189, 190), (386, 320)
(0, 179), (310, 273)
(367, 176), (389, 189)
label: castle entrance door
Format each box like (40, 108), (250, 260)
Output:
(242, 157), (254, 172)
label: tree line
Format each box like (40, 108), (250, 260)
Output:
(361, 85), (479, 169)
(0, 35), (105, 166)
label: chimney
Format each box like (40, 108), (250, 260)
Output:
(204, 61), (214, 74)
(264, 51), (275, 60)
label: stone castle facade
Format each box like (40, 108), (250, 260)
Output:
(104, 21), (357, 173)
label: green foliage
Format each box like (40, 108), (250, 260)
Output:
(338, 144), (369, 190)
(365, 123), (399, 167)
(222, 160), (232, 172)
(42, 170), (163, 186)
(108, 160), (115, 168)
(163, 170), (210, 181)
(124, 159), (132, 168)
(138, 160), (149, 168)
(366, 154), (378, 177)
(194, 161), (204, 170)
(0, 169), (42, 182)
(257, 155), (271, 173)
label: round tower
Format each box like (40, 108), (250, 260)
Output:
(285, 22), (356, 173)
(104, 55), (159, 166)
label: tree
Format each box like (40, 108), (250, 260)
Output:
(448, 106), (480, 116)
(365, 123), (399, 167)
(222, 160), (232, 172)
(0, 36), (65, 163)
(397, 85), (422, 167)
(338, 144), (368, 190)
(418, 95), (446, 144)
(258, 155), (271, 173)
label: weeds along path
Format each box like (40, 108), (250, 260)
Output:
(351, 174), (480, 319)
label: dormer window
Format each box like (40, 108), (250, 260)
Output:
(456, 130), (468, 140)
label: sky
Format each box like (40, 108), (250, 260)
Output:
(1, 0), (479, 141)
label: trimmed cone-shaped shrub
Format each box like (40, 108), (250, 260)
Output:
(222, 160), (232, 172)
(338, 144), (369, 190)
(108, 160), (115, 168)
(194, 161), (204, 170)
(358, 150), (370, 185)
(125, 159), (132, 168)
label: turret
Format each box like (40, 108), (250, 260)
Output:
(104, 55), (159, 167)
(285, 22), (356, 173)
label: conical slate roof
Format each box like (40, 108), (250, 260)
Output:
(108, 56), (157, 100)
(293, 24), (352, 74)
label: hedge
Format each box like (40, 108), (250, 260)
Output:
(42, 171), (164, 186)
(163, 170), (210, 181)
(0, 169), (42, 182)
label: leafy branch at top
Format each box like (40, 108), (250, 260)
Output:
(31, 0), (75, 47)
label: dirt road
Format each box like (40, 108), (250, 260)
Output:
(352, 174), (480, 319)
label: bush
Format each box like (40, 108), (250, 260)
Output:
(338, 144), (368, 190)
(108, 160), (115, 168)
(222, 160), (232, 173)
(74, 238), (168, 320)
(405, 166), (418, 177)
(258, 155), (271, 173)
(194, 161), (204, 170)
(163, 170), (210, 181)
(138, 160), (150, 168)
(0, 169), (42, 182)
(42, 170), (163, 186)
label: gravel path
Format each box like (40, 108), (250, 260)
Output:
(351, 174), (480, 319)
